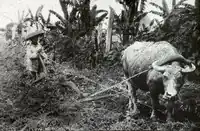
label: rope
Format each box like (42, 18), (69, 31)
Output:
(47, 58), (150, 97)
(89, 69), (150, 97)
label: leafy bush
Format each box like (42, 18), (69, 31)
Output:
(138, 5), (200, 77)
(0, 40), (82, 130)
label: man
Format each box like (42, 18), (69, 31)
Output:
(25, 30), (48, 80)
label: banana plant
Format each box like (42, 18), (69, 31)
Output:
(88, 5), (108, 32)
(24, 5), (44, 30)
(114, 0), (148, 44)
(16, 10), (29, 37)
(49, 0), (108, 62)
(50, 0), (107, 43)
(38, 12), (52, 30)
(150, 0), (193, 31)
(49, 0), (87, 59)
(150, 0), (188, 19)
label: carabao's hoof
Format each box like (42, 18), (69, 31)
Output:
(150, 110), (159, 121)
(150, 113), (157, 121)
(126, 109), (140, 120)
(150, 115), (158, 121)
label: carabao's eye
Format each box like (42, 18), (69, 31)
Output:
(162, 72), (170, 81)
(163, 75), (168, 81)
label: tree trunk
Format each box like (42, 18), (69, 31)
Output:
(122, 28), (129, 45)
(105, 6), (114, 54)
(97, 23), (102, 46)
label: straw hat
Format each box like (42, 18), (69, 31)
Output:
(25, 30), (44, 40)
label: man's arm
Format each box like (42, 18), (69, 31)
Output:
(26, 46), (38, 59)
(38, 47), (48, 60)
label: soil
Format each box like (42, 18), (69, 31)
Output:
(0, 36), (200, 130)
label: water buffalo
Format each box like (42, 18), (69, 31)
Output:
(122, 41), (196, 121)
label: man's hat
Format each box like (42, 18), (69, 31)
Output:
(25, 30), (44, 40)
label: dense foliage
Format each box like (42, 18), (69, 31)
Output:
(138, 2), (200, 77)
(46, 0), (108, 68)
(1, 0), (200, 130)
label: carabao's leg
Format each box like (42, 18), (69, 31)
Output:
(150, 93), (160, 121)
(147, 71), (163, 121)
(166, 100), (174, 122)
(126, 80), (139, 118)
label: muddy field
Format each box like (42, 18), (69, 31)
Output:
(71, 65), (200, 131)
(1, 36), (200, 131)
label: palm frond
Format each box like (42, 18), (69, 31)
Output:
(91, 5), (97, 12)
(113, 13), (121, 24)
(69, 7), (78, 23)
(122, 3), (128, 13)
(35, 5), (44, 21)
(55, 21), (65, 31)
(96, 10), (108, 14)
(140, 0), (147, 12)
(154, 19), (162, 28)
(39, 15), (46, 25)
(150, 11), (165, 17)
(74, 31), (86, 39)
(162, 0), (170, 15)
(150, 2), (166, 12)
(23, 18), (34, 26)
(134, 12), (148, 22)
(172, 0), (176, 8)
(181, 3), (194, 10)
(95, 12), (108, 26)
(149, 19), (155, 27)
(23, 18), (33, 22)
(59, 0), (69, 20)
(46, 12), (51, 24)
(174, 0), (187, 9)
(28, 8), (34, 19)
(38, 21), (45, 29)
(49, 10), (67, 25)
(89, 5), (97, 22)
(120, 10), (129, 25)
(66, 0), (76, 6)
(24, 12), (29, 19)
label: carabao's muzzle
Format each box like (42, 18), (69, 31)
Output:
(162, 82), (178, 100)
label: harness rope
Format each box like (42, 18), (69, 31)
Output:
(46, 58), (151, 98)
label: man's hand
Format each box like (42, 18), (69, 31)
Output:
(37, 49), (42, 56)
(38, 48), (42, 53)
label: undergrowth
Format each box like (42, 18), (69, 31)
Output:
(1, 38), (200, 130)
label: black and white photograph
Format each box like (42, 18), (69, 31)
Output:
(0, 0), (200, 130)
